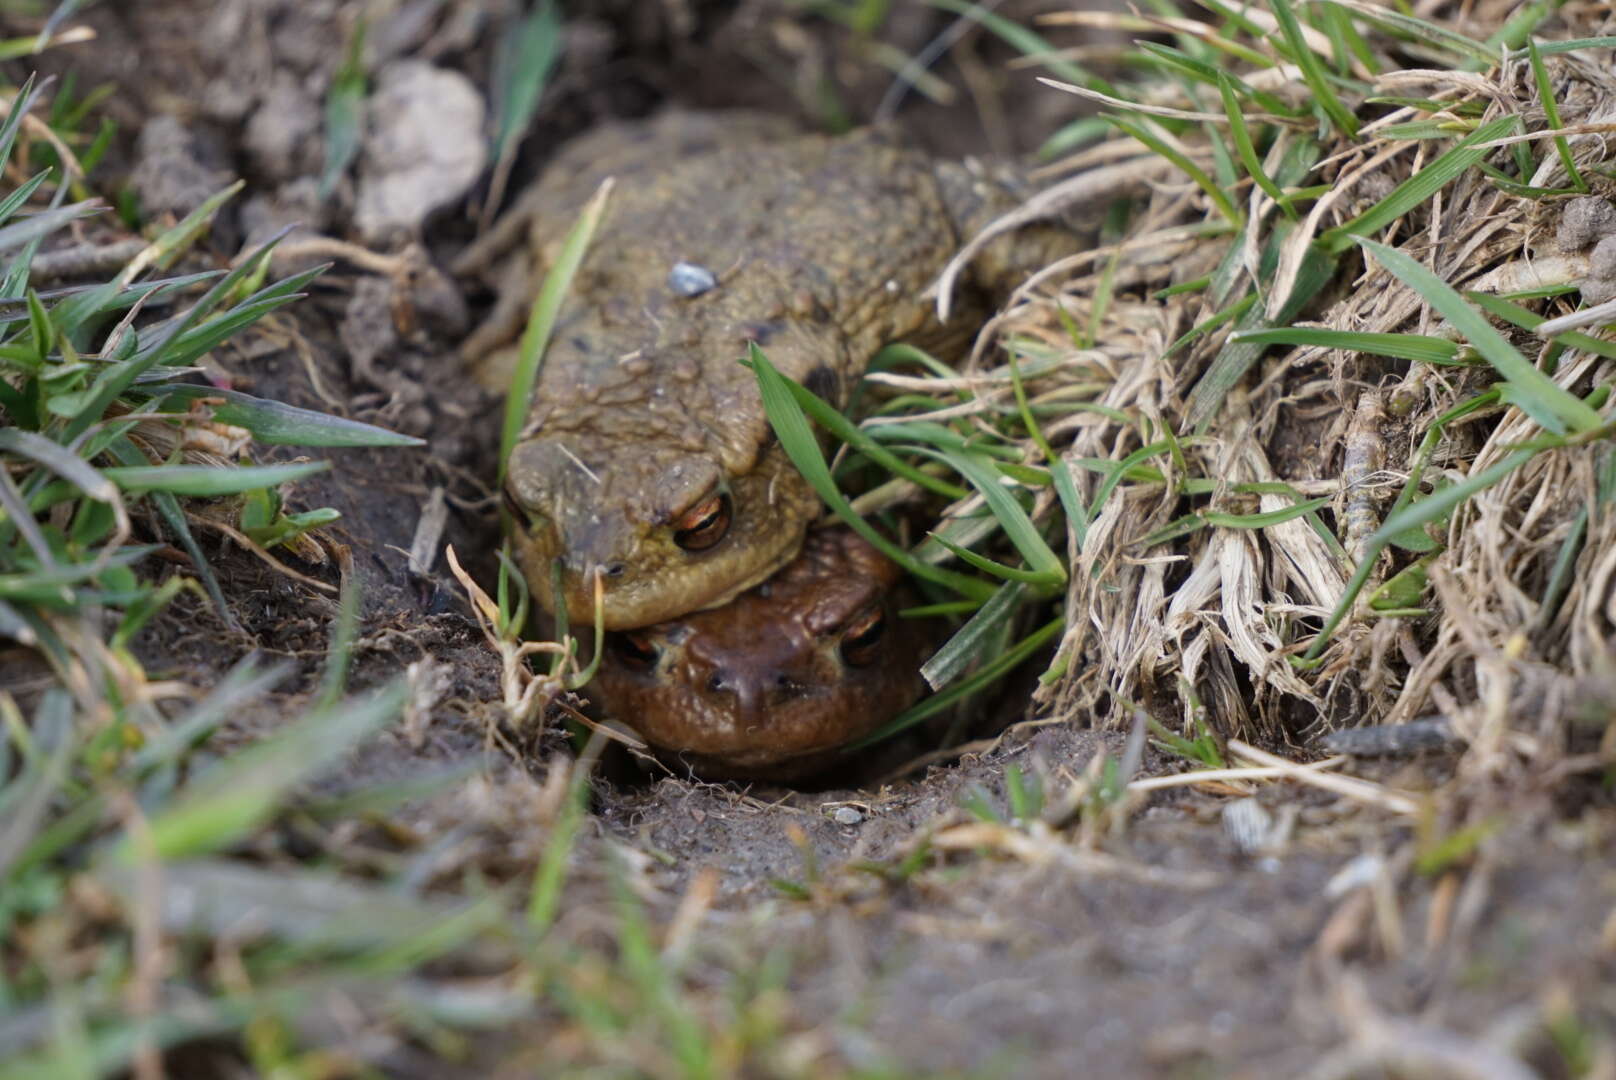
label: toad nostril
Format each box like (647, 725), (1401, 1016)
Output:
(707, 673), (727, 694)
(602, 562), (626, 578)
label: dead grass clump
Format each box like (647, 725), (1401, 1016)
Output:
(933, 14), (1616, 784)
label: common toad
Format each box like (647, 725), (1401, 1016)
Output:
(590, 527), (931, 777)
(459, 110), (1060, 630)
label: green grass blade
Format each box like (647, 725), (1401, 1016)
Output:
(854, 616), (1064, 746)
(36, 269), (223, 335)
(1479, 0), (1560, 63)
(782, 379), (968, 500)
(909, 446), (1065, 581)
(490, 1), (562, 167)
(1087, 439), (1172, 524)
(319, 21), (366, 200)
(1268, 0), (1358, 138)
(927, 0), (1098, 88)
(1202, 495), (1330, 528)
(0, 546), (157, 600)
(500, 178), (613, 488)
(1465, 292), (1616, 360)
(0, 171), (52, 230)
(1377, 449), (1536, 546)
(1324, 1), (1494, 64)
(115, 181), (244, 286)
(1186, 243), (1333, 431)
(62, 228), (296, 444)
(0, 200), (99, 254)
(748, 344), (994, 602)
(103, 461), (329, 496)
(1230, 327), (1462, 364)
(1527, 39), (1585, 193)
(1319, 114), (1518, 253)
(144, 385), (423, 447)
(1216, 73), (1291, 216)
(1528, 36), (1616, 55)
(1108, 115), (1241, 227)
(112, 681), (406, 862)
(926, 531), (1064, 586)
(100, 434), (234, 625)
(1301, 448), (1536, 664)
(131, 661), (290, 772)
(0, 691), (73, 880)
(1358, 238), (1602, 434)
(919, 581), (1026, 691)
(0, 426), (117, 503)
(528, 762), (588, 931)
(1137, 43), (1293, 113)
(317, 567), (360, 709)
(0, 74), (42, 181)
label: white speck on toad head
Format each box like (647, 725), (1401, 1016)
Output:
(669, 260), (718, 297)
(885, 279), (899, 292)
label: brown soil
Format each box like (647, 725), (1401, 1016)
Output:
(19, 1), (1615, 1076)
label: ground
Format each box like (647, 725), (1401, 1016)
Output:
(5, 1), (1615, 1077)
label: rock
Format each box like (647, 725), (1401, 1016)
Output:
(354, 61), (486, 243)
(244, 73), (324, 182)
(239, 177), (331, 263)
(1583, 235), (1616, 304)
(127, 115), (236, 222)
(1554, 195), (1616, 253)
(271, 0), (346, 73)
(200, 73), (258, 124)
(1591, 234), (1616, 280)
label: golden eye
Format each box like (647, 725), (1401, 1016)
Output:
(673, 492), (731, 552)
(838, 607), (886, 667)
(609, 632), (660, 672)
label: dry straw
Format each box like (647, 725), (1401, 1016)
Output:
(919, 16), (1616, 773)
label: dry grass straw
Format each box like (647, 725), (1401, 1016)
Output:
(925, 15), (1616, 774)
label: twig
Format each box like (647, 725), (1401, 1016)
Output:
(184, 514), (338, 593)
(1127, 757), (1347, 792)
(1227, 740), (1420, 815)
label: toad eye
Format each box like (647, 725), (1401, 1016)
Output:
(838, 607), (886, 667)
(673, 492), (731, 552)
(609, 632), (661, 672)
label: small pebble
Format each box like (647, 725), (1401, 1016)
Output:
(1554, 195), (1616, 252)
(355, 61), (486, 242)
(831, 807), (863, 826)
(1221, 797), (1273, 854)
(1324, 852), (1385, 898)
(668, 260), (718, 298)
(1590, 234), (1616, 280)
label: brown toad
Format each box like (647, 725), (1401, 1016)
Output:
(590, 527), (932, 778)
(458, 110), (1059, 630)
